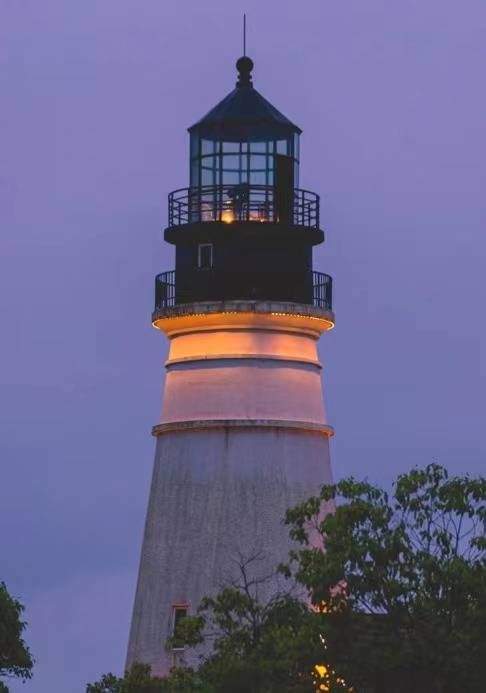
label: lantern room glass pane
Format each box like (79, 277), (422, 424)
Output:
(222, 154), (240, 170)
(201, 167), (214, 185)
(201, 139), (215, 155)
(222, 141), (239, 153)
(249, 154), (266, 170)
(250, 171), (266, 185)
(200, 154), (217, 164)
(223, 172), (240, 184)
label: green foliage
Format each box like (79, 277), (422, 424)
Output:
(198, 592), (321, 692)
(0, 582), (33, 692)
(86, 663), (211, 692)
(191, 557), (349, 692)
(284, 464), (486, 693)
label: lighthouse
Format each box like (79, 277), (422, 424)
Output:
(126, 56), (335, 675)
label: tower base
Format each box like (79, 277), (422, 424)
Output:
(126, 419), (332, 675)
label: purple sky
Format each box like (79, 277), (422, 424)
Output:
(2, 1), (486, 691)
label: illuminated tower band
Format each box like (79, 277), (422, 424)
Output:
(127, 55), (335, 674)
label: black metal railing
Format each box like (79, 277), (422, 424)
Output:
(168, 185), (320, 229)
(154, 269), (332, 313)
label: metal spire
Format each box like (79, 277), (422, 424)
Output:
(243, 13), (247, 56)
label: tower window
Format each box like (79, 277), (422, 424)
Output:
(171, 603), (189, 651)
(198, 243), (213, 270)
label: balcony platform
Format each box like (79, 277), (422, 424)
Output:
(164, 184), (324, 244)
(151, 299), (335, 337)
(165, 219), (324, 245)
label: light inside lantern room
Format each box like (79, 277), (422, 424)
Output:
(221, 206), (235, 223)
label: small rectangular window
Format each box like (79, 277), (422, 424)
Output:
(171, 604), (188, 650)
(198, 243), (213, 270)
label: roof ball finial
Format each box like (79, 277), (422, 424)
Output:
(236, 56), (254, 88)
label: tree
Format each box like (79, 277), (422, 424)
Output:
(284, 464), (486, 693)
(0, 582), (33, 692)
(169, 554), (351, 693)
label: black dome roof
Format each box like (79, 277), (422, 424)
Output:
(188, 57), (301, 142)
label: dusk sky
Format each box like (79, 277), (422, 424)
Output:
(2, 1), (485, 691)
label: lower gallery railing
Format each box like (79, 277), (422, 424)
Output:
(154, 270), (332, 313)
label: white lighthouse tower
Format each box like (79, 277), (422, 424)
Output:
(126, 56), (335, 675)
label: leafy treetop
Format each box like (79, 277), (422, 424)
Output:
(0, 582), (33, 693)
(283, 464), (486, 693)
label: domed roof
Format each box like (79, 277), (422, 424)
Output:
(188, 57), (302, 142)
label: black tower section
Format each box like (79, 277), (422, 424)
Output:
(154, 57), (332, 315)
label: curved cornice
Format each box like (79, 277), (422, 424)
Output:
(152, 418), (334, 438)
(152, 300), (335, 337)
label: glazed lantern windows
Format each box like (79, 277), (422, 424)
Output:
(189, 135), (300, 189)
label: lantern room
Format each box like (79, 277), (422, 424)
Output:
(189, 57), (300, 190)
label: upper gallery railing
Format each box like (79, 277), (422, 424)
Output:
(167, 184), (320, 230)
